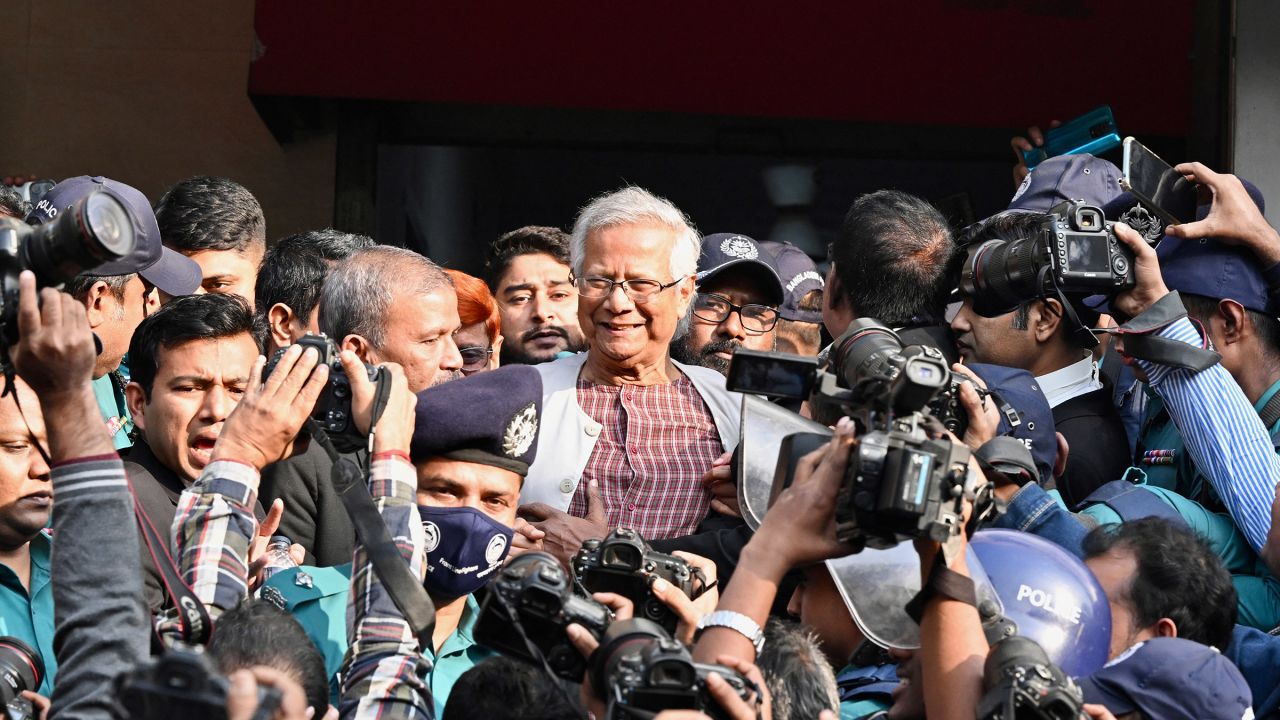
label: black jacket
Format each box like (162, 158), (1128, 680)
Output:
(258, 440), (365, 567)
(125, 440), (267, 613)
(1053, 384), (1132, 507)
(124, 440), (192, 613)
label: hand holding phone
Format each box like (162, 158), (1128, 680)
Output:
(1165, 161), (1280, 265)
(1120, 137), (1197, 226)
(1022, 106), (1121, 171)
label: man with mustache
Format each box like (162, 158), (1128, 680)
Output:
(483, 226), (587, 365)
(672, 233), (785, 377)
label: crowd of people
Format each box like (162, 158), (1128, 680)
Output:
(0, 129), (1278, 720)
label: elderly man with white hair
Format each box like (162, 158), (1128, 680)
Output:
(517, 186), (741, 563)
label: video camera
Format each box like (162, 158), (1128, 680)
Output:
(472, 551), (614, 682)
(262, 333), (381, 452)
(728, 318), (976, 551)
(573, 528), (703, 636)
(591, 618), (754, 720)
(975, 636), (1088, 720)
(0, 190), (137, 351)
(115, 644), (281, 720)
(958, 200), (1131, 319)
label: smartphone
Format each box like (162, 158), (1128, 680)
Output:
(1120, 137), (1197, 226)
(1022, 106), (1122, 170)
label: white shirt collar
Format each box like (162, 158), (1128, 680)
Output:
(1036, 355), (1102, 408)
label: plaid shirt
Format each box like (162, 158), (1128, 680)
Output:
(573, 375), (723, 539)
(171, 457), (433, 719)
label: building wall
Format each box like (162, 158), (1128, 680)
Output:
(1234, 0), (1280, 223)
(0, 0), (335, 238)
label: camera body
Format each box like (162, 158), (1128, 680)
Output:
(116, 644), (281, 720)
(473, 551), (613, 681)
(263, 333), (378, 451)
(0, 191), (137, 350)
(837, 424), (973, 550)
(593, 619), (753, 720)
(728, 319), (977, 551)
(976, 636), (1088, 720)
(573, 528), (697, 636)
(960, 201), (1132, 318)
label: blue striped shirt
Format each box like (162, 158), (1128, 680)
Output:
(1137, 317), (1280, 552)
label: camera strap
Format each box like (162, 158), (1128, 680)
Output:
(904, 552), (978, 624)
(129, 489), (213, 645)
(308, 420), (437, 650)
(1053, 287), (1100, 350)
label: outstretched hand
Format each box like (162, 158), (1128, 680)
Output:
(212, 344), (328, 472)
(1164, 162), (1280, 265)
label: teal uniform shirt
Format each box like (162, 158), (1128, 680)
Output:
(426, 594), (496, 717)
(263, 566), (494, 715)
(262, 564), (353, 706)
(0, 532), (56, 696)
(92, 371), (134, 451)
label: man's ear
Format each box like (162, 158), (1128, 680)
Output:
(1217, 298), (1248, 346)
(675, 276), (696, 317)
(1033, 298), (1064, 343)
(82, 280), (114, 330)
(125, 381), (147, 433)
(342, 334), (375, 363)
(824, 266), (845, 312)
(1153, 617), (1177, 639)
(267, 303), (296, 350)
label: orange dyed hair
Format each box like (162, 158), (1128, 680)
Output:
(446, 268), (501, 343)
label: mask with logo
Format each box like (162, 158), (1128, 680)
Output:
(418, 505), (514, 599)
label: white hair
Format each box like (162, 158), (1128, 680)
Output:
(569, 186), (701, 280)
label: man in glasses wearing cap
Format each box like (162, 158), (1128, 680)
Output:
(26, 176), (202, 451)
(671, 233), (785, 377)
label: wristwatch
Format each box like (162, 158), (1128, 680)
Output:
(696, 610), (765, 654)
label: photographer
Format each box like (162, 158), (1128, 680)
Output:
(261, 246), (464, 568)
(950, 210), (1130, 506)
(7, 271), (148, 719)
(27, 175), (202, 450)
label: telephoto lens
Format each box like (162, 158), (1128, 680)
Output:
(21, 190), (137, 286)
(0, 636), (44, 712)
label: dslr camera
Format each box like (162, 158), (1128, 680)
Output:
(0, 637), (43, 720)
(975, 636), (1087, 720)
(116, 644), (281, 720)
(591, 618), (754, 720)
(473, 551), (613, 681)
(262, 333), (380, 452)
(0, 190), (137, 350)
(959, 201), (1131, 318)
(729, 318), (975, 552)
(573, 528), (702, 636)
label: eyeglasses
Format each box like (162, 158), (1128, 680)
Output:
(458, 346), (494, 371)
(692, 293), (779, 334)
(574, 275), (687, 304)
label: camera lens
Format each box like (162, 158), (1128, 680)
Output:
(0, 637), (43, 705)
(23, 191), (137, 286)
(959, 238), (1045, 317)
(831, 319), (903, 390)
